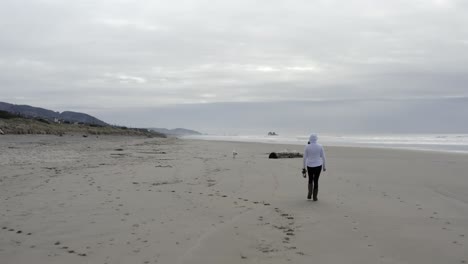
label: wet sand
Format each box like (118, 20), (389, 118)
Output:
(1, 135), (467, 263)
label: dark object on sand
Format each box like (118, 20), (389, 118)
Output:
(269, 151), (303, 159)
(268, 131), (278, 136)
(83, 134), (88, 138)
(269, 152), (278, 159)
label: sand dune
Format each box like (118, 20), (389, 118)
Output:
(1, 135), (467, 263)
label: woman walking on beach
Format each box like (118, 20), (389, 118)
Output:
(303, 134), (327, 201)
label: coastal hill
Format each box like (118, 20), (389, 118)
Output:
(0, 110), (165, 137)
(149, 127), (202, 136)
(0, 102), (166, 137)
(0, 101), (107, 126)
(0, 111), (165, 137)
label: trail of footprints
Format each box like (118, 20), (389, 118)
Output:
(1, 226), (88, 257)
(164, 186), (304, 259)
(2, 226), (92, 257)
(127, 172), (304, 260)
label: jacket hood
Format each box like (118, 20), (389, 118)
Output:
(309, 134), (318, 143)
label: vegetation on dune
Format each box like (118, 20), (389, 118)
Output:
(0, 114), (165, 137)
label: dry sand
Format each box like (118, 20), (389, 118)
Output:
(1, 135), (467, 264)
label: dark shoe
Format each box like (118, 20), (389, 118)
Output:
(313, 189), (318, 201)
(307, 194), (311, 200)
(307, 183), (312, 200)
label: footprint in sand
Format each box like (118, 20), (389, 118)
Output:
(55, 242), (87, 257)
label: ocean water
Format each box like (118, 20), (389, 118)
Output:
(183, 134), (468, 154)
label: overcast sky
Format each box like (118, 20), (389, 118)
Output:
(1, 0), (467, 134)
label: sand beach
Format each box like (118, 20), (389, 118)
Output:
(1, 135), (467, 264)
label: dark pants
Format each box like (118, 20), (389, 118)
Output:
(307, 165), (322, 200)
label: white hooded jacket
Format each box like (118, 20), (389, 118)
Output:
(303, 134), (326, 169)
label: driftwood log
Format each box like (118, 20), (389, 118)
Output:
(269, 151), (303, 159)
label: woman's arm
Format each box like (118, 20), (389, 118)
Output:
(321, 147), (327, 171)
(303, 147), (308, 169)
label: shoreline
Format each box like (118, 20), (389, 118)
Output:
(185, 137), (468, 156)
(184, 134), (468, 154)
(1, 136), (467, 264)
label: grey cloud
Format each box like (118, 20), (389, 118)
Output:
(1, 0), (467, 132)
